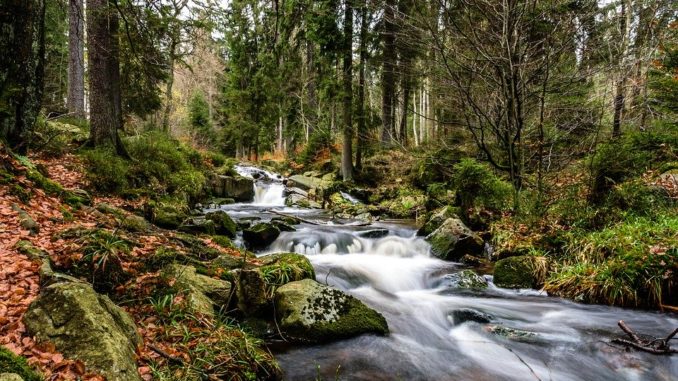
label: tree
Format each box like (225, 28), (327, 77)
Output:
(86, 0), (125, 153)
(355, 0), (369, 169)
(189, 90), (214, 145)
(0, 0), (46, 154)
(341, 0), (354, 180)
(67, 0), (85, 117)
(380, 0), (396, 146)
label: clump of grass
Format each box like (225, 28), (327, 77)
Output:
(545, 214), (678, 307)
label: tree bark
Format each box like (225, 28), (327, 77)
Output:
(341, 0), (354, 181)
(0, 0), (46, 154)
(355, 0), (368, 170)
(380, 0), (396, 146)
(67, 0), (85, 118)
(87, 0), (125, 153)
(162, 39), (177, 132)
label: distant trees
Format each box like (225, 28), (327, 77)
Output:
(0, 0), (46, 154)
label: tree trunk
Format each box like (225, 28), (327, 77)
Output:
(355, 0), (368, 170)
(0, 0), (46, 154)
(67, 0), (85, 118)
(87, 0), (125, 153)
(306, 40), (317, 140)
(380, 0), (396, 146)
(341, 0), (354, 181)
(162, 39), (177, 132)
(612, 0), (630, 138)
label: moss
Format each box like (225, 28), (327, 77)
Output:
(15, 240), (46, 260)
(309, 293), (389, 341)
(0, 346), (42, 381)
(9, 184), (31, 203)
(258, 253), (316, 296)
(494, 255), (548, 289)
(96, 203), (150, 232)
(172, 233), (223, 261)
(145, 199), (188, 230)
(205, 211), (237, 238)
(210, 235), (235, 249)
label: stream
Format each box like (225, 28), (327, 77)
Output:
(214, 165), (678, 381)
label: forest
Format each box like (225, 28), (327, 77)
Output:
(0, 0), (677, 380)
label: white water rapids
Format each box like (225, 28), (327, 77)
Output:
(217, 166), (678, 381)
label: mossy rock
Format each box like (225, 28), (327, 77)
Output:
(243, 223), (280, 250)
(233, 269), (269, 316)
(172, 234), (223, 260)
(440, 270), (488, 290)
(258, 253), (316, 292)
(96, 203), (150, 232)
(178, 217), (217, 235)
(271, 216), (301, 225)
(205, 211), (237, 238)
(417, 206), (459, 236)
(162, 264), (233, 317)
(426, 218), (484, 261)
(24, 283), (141, 381)
(274, 279), (388, 343)
(0, 347), (41, 381)
(493, 255), (547, 289)
(146, 201), (188, 230)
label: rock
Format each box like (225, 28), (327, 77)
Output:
(258, 253), (316, 282)
(426, 218), (484, 261)
(493, 255), (546, 289)
(243, 223), (280, 250)
(438, 270), (488, 290)
(287, 175), (330, 191)
(96, 203), (149, 232)
(284, 187), (308, 198)
(0, 374), (24, 381)
(417, 206), (458, 236)
(357, 228), (389, 239)
(271, 220), (296, 232)
(236, 216), (261, 229)
(274, 279), (388, 343)
(449, 308), (493, 325)
(233, 269), (269, 315)
(459, 254), (490, 267)
(162, 264), (233, 317)
(178, 217), (216, 235)
(23, 283), (141, 381)
(207, 197), (235, 206)
(11, 204), (38, 235)
(285, 193), (321, 208)
(486, 325), (538, 342)
(353, 212), (373, 222)
(146, 202), (188, 230)
(205, 211), (237, 238)
(209, 174), (254, 201)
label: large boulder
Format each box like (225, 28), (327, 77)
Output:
(205, 211), (237, 238)
(209, 174), (254, 201)
(426, 218), (484, 261)
(23, 283), (141, 381)
(162, 264), (233, 317)
(243, 223), (280, 250)
(493, 255), (547, 289)
(287, 175), (329, 191)
(417, 206), (459, 236)
(274, 279), (388, 343)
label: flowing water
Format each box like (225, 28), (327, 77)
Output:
(219, 166), (678, 381)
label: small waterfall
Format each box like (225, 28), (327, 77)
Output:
(234, 164), (286, 206)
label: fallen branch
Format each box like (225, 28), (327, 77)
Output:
(148, 343), (185, 365)
(611, 320), (678, 355)
(660, 304), (678, 314)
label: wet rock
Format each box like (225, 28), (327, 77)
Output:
(162, 264), (233, 317)
(24, 282), (142, 381)
(493, 255), (547, 289)
(486, 325), (538, 342)
(439, 270), (488, 290)
(178, 217), (216, 235)
(284, 187), (308, 198)
(236, 216), (261, 229)
(243, 223), (280, 250)
(205, 210), (237, 238)
(357, 228), (389, 239)
(449, 308), (493, 325)
(459, 254), (490, 268)
(426, 218), (484, 261)
(209, 174), (254, 201)
(417, 206), (459, 236)
(271, 220), (296, 232)
(274, 279), (388, 343)
(285, 193), (321, 209)
(207, 197), (235, 206)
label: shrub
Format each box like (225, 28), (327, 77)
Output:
(545, 214), (678, 307)
(82, 147), (130, 193)
(298, 129), (334, 165)
(450, 158), (512, 217)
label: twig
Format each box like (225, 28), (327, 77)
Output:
(612, 320), (678, 355)
(148, 343), (185, 365)
(611, 339), (678, 355)
(618, 320), (642, 343)
(660, 304), (678, 313)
